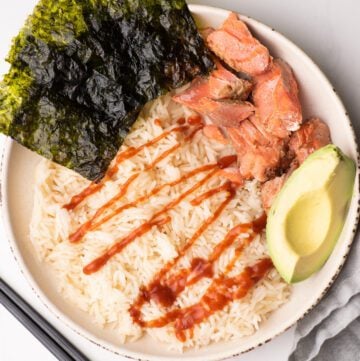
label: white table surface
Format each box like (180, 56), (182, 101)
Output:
(0, 0), (359, 360)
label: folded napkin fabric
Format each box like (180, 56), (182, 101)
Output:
(289, 229), (360, 361)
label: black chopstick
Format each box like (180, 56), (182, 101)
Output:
(0, 278), (90, 361)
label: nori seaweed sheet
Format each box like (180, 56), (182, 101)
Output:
(0, 0), (213, 180)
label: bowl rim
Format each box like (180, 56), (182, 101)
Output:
(1, 4), (359, 361)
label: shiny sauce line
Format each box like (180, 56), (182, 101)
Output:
(70, 164), (218, 243)
(69, 173), (139, 243)
(141, 258), (273, 342)
(69, 125), (205, 243)
(224, 214), (267, 273)
(61, 114), (273, 341)
(82, 161), (236, 275)
(129, 214), (267, 330)
(139, 182), (237, 308)
(63, 124), (188, 210)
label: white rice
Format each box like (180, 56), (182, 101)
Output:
(29, 92), (291, 351)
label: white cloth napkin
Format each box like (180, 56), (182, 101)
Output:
(289, 228), (360, 361)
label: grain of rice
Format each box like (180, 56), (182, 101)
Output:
(30, 92), (291, 351)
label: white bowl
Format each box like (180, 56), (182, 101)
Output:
(1, 5), (359, 361)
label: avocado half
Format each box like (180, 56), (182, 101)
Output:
(266, 145), (356, 283)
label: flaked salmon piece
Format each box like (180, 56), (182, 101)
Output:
(173, 77), (209, 107)
(206, 99), (254, 127)
(238, 147), (283, 181)
(219, 167), (244, 186)
(248, 114), (277, 144)
(207, 30), (270, 77)
(289, 117), (331, 164)
(261, 174), (287, 212)
(226, 126), (248, 156)
(230, 116), (284, 149)
(209, 60), (253, 99)
(173, 60), (252, 104)
(227, 121), (285, 181)
(207, 13), (271, 76)
(253, 59), (302, 139)
(174, 82), (255, 127)
(261, 118), (330, 211)
(229, 118), (264, 149)
(208, 76), (251, 99)
(203, 125), (228, 144)
(212, 60), (242, 83)
(260, 160), (299, 212)
(173, 59), (254, 126)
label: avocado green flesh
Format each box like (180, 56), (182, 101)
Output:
(266, 145), (356, 283)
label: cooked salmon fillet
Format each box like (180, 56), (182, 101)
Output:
(173, 61), (252, 103)
(207, 13), (271, 76)
(209, 61), (253, 99)
(260, 174), (287, 211)
(227, 121), (285, 181)
(260, 158), (300, 212)
(203, 125), (228, 144)
(174, 93), (254, 127)
(253, 59), (302, 139)
(205, 99), (254, 127)
(173, 60), (254, 126)
(177, 14), (331, 203)
(261, 117), (331, 211)
(225, 59), (302, 181)
(289, 117), (331, 164)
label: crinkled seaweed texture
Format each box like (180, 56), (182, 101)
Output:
(0, 0), (213, 180)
